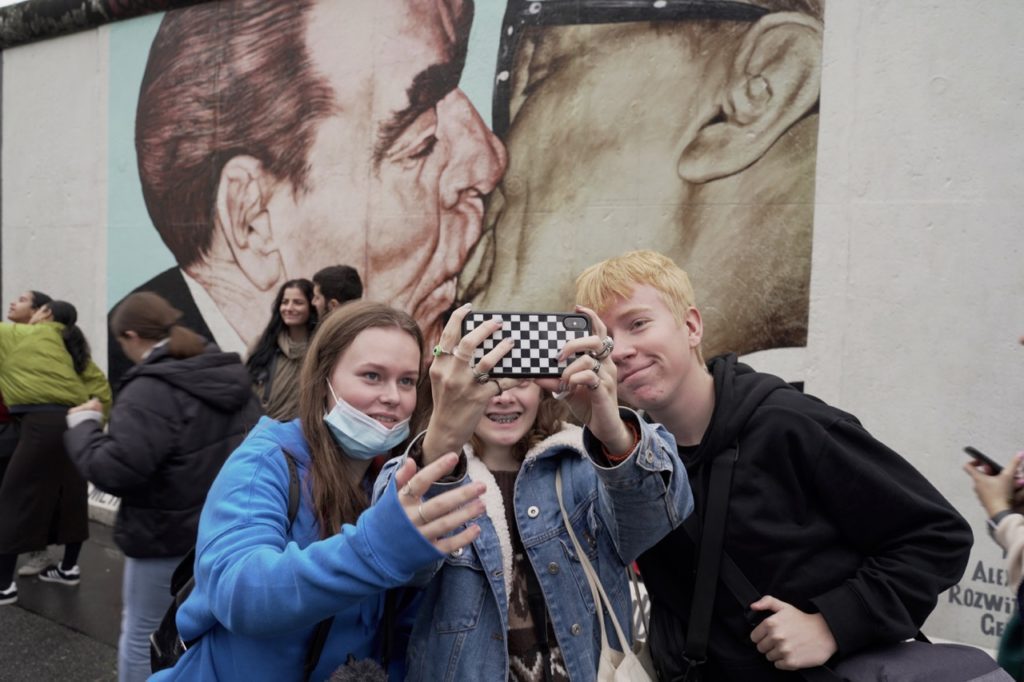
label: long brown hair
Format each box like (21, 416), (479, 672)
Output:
(469, 389), (569, 464)
(110, 292), (206, 359)
(298, 300), (423, 537)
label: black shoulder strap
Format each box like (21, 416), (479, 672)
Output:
(282, 448), (301, 529)
(281, 448), (336, 682)
(681, 443), (738, 678)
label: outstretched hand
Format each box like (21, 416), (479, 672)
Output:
(536, 305), (633, 454)
(749, 596), (837, 670)
(393, 453), (485, 555)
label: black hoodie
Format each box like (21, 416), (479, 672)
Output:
(65, 344), (263, 557)
(640, 354), (973, 681)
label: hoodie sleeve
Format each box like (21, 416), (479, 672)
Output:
(583, 408), (694, 563)
(806, 417), (973, 656)
(193, 439), (443, 636)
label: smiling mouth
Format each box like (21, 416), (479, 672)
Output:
(618, 363), (652, 385)
(370, 415), (399, 426)
(487, 413), (521, 424)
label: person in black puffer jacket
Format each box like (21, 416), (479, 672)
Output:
(64, 292), (262, 682)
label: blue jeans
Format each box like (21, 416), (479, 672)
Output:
(119, 555), (182, 682)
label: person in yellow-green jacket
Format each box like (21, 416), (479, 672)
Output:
(0, 300), (111, 605)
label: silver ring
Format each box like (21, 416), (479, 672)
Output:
(417, 503), (430, 524)
(491, 379), (504, 397)
(472, 368), (490, 384)
(591, 358), (602, 374)
(588, 382), (601, 391)
(401, 483), (417, 498)
(589, 336), (615, 361)
(452, 347), (473, 363)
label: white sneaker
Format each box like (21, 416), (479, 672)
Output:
(0, 581), (16, 605)
(17, 550), (51, 577)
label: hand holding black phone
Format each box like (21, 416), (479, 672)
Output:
(964, 446), (1003, 475)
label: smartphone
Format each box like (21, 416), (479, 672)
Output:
(461, 311), (592, 378)
(964, 446), (1003, 474)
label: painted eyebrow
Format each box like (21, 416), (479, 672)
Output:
(372, 59), (464, 168)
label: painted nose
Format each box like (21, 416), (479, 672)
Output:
(437, 89), (507, 212)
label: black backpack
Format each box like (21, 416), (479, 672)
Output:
(149, 449), (334, 680)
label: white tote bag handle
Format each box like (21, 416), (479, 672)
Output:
(555, 467), (655, 682)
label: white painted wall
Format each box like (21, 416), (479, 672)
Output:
(2, 27), (109, 364)
(796, 0), (1023, 646)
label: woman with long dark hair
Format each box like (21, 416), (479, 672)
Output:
(246, 279), (318, 421)
(151, 301), (485, 681)
(0, 300), (111, 606)
(65, 291), (261, 682)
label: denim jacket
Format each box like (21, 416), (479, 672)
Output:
(373, 409), (692, 681)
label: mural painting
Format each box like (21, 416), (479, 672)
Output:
(107, 0), (823, 384)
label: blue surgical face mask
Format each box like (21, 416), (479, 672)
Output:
(323, 380), (410, 460)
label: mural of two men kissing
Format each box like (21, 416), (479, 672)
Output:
(109, 0), (824, 388)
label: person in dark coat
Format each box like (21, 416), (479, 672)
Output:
(64, 292), (262, 682)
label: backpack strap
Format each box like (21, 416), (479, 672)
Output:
(680, 442), (738, 680)
(280, 448), (336, 681)
(282, 448), (301, 529)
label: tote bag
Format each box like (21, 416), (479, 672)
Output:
(555, 468), (656, 682)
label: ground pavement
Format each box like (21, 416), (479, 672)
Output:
(0, 521), (123, 680)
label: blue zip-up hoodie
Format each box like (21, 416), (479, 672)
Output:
(151, 417), (441, 681)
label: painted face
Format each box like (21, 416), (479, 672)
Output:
(327, 327), (420, 428)
(473, 381), (542, 451)
(471, 23), (711, 311)
(469, 20), (815, 358)
(311, 284), (327, 319)
(272, 0), (507, 346)
(7, 291), (37, 323)
(279, 286), (311, 329)
(601, 284), (698, 416)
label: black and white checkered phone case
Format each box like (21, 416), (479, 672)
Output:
(462, 312), (591, 378)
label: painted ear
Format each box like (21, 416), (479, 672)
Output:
(214, 155), (283, 291)
(678, 12), (822, 183)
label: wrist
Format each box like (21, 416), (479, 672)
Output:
(988, 509), (1014, 539)
(984, 500), (1012, 517)
(602, 420), (640, 464)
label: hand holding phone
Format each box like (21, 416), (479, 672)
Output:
(964, 446), (1003, 475)
(461, 311), (591, 378)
